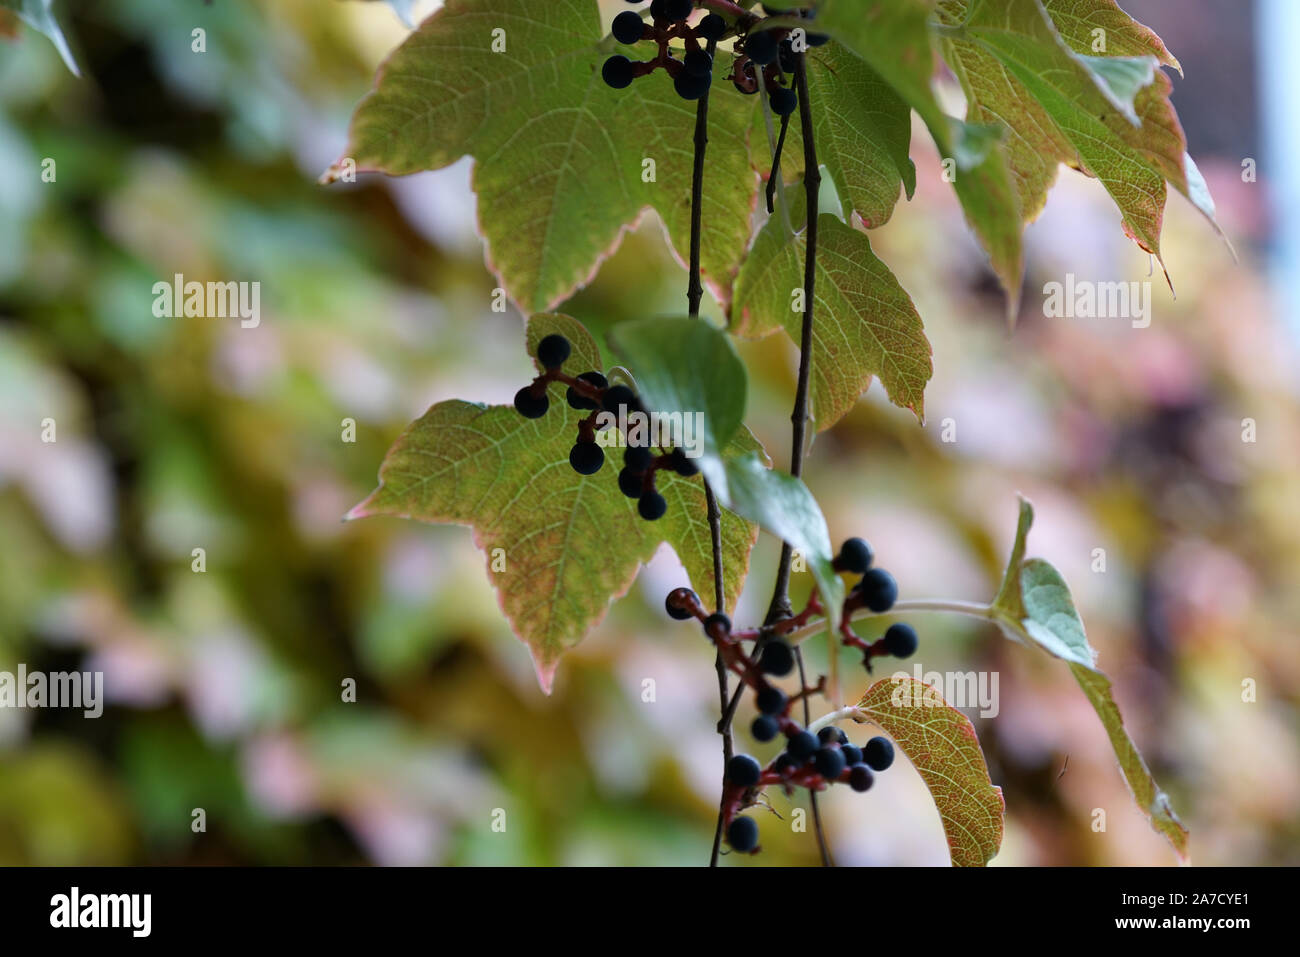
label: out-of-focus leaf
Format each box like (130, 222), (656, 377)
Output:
(852, 677), (1005, 866)
(0, 0), (79, 75)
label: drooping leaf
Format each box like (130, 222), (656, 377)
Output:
(606, 316), (748, 493)
(348, 313), (758, 692)
(851, 677), (1005, 866)
(731, 193), (931, 429)
(1070, 663), (1191, 861)
(606, 317), (841, 621)
(803, 0), (1025, 308)
(940, 0), (1221, 269)
(0, 0), (79, 75)
(721, 451), (843, 628)
(1041, 0), (1181, 73)
(990, 495), (1188, 860)
(756, 41), (916, 230)
(330, 0), (758, 312)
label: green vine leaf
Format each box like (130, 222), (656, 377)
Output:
(806, 0), (1026, 311)
(347, 313), (758, 692)
(991, 495), (1189, 861)
(758, 41), (917, 230)
(731, 194), (932, 429)
(939, 0), (1222, 272)
(329, 0), (757, 313)
(607, 316), (843, 625)
(851, 677), (1005, 866)
(1, 0), (79, 75)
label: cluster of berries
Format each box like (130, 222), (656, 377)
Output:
(512, 333), (699, 522)
(664, 533), (919, 855)
(603, 1), (730, 101)
(728, 7), (828, 117)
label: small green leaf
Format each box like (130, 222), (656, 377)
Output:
(349, 313), (758, 692)
(990, 494), (1189, 860)
(605, 316), (842, 622)
(1070, 664), (1190, 862)
(852, 677), (1005, 866)
(721, 451), (843, 628)
(606, 316), (747, 492)
(759, 42), (916, 229)
(332, 0), (757, 312)
(1, 0), (79, 75)
(732, 199), (932, 429)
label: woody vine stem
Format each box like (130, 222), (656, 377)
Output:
(691, 38), (829, 867)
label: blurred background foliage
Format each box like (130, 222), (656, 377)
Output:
(0, 0), (1296, 865)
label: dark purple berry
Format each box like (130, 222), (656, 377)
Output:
(566, 370), (607, 410)
(536, 333), (570, 369)
(703, 612), (731, 639)
(745, 29), (779, 66)
(570, 442), (604, 475)
(786, 729), (817, 761)
(668, 448), (699, 476)
(674, 69), (711, 101)
(756, 685), (787, 716)
(758, 639), (794, 676)
(612, 10), (645, 45)
(751, 714), (780, 742)
(769, 84), (797, 116)
(697, 13), (727, 41)
(664, 0), (693, 21)
(726, 753), (762, 787)
(602, 384), (637, 413)
(814, 746), (846, 780)
(602, 55), (635, 89)
(841, 744), (862, 766)
(863, 736), (895, 771)
(618, 466), (644, 498)
(624, 445), (654, 472)
(837, 537), (873, 574)
(727, 815), (759, 852)
(684, 48), (712, 78)
(638, 490), (667, 521)
(883, 622), (918, 658)
(849, 764), (875, 792)
(514, 387), (548, 419)
(665, 587), (699, 621)
(857, 567), (898, 612)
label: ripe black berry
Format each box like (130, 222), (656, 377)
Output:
(745, 29), (779, 66)
(774, 752), (798, 775)
(638, 490), (667, 521)
(570, 442), (605, 475)
(566, 370), (607, 410)
(664, 0), (693, 21)
(849, 764), (875, 792)
(837, 537), (873, 574)
(602, 55), (635, 89)
(863, 736), (895, 771)
(684, 48), (712, 78)
(756, 685), (787, 716)
(883, 622), (918, 659)
(612, 10), (645, 44)
(806, 32), (829, 47)
(817, 726), (839, 745)
(697, 13), (727, 41)
(751, 714), (780, 742)
(624, 445), (653, 472)
(536, 333), (570, 369)
(727, 815), (759, 852)
(842, 744), (863, 766)
(674, 70), (711, 101)
(649, 0), (670, 20)
(814, 746), (846, 780)
(665, 587), (699, 620)
(703, 612), (731, 638)
(668, 448), (699, 477)
(618, 466), (644, 498)
(758, 638), (794, 676)
(769, 85), (797, 116)
(857, 567), (898, 612)
(514, 387), (548, 419)
(786, 729), (817, 761)
(726, 753), (762, 787)
(602, 384), (637, 413)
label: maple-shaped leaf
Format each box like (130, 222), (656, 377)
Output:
(347, 313), (759, 692)
(938, 0), (1222, 272)
(800, 0), (1026, 310)
(849, 677), (1005, 866)
(328, 0), (758, 313)
(731, 191), (932, 430)
(756, 41), (917, 231)
(990, 495), (1189, 861)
